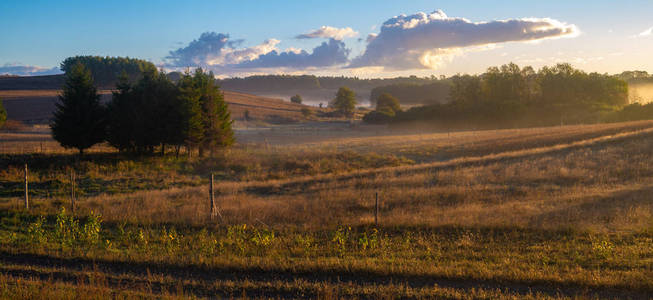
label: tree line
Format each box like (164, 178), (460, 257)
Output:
(60, 56), (158, 88)
(217, 74), (443, 94)
(369, 81), (451, 106)
(365, 63), (636, 128)
(51, 63), (233, 155)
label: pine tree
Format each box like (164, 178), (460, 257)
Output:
(106, 72), (137, 152)
(192, 69), (234, 156)
(51, 63), (106, 155)
(177, 72), (204, 155)
(0, 98), (6, 129)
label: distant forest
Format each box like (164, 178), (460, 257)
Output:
(215, 75), (445, 105)
(384, 63), (643, 129)
(60, 56), (157, 88)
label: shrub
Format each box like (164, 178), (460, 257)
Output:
(290, 94), (303, 104)
(363, 109), (395, 124)
(301, 107), (313, 118)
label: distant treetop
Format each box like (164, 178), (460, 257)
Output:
(60, 56), (157, 87)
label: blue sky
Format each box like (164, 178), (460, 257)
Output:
(1, 0), (652, 77)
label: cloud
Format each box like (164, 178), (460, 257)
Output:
(637, 26), (653, 37)
(235, 38), (349, 69)
(165, 32), (350, 73)
(296, 26), (358, 40)
(166, 32), (234, 67)
(0, 64), (62, 76)
(349, 9), (579, 70)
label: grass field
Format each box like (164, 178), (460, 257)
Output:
(1, 121), (653, 299)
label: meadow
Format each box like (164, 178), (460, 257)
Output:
(1, 121), (652, 299)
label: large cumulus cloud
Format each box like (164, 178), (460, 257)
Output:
(0, 64), (62, 76)
(350, 10), (579, 70)
(235, 39), (349, 69)
(165, 31), (350, 72)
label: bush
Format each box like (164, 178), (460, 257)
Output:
(301, 107), (313, 118)
(363, 108), (395, 124)
(290, 94), (303, 104)
(376, 93), (401, 113)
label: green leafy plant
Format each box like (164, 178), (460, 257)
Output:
(27, 216), (47, 245)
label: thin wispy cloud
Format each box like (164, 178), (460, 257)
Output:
(637, 26), (653, 37)
(349, 9), (579, 70)
(296, 26), (358, 40)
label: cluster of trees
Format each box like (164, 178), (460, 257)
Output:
(376, 63), (631, 129)
(618, 71), (653, 84)
(369, 81), (451, 106)
(51, 63), (233, 155)
(60, 56), (157, 87)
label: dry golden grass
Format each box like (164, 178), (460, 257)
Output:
(2, 120), (653, 299)
(3, 120), (651, 233)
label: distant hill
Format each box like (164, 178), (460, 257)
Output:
(0, 89), (313, 125)
(217, 75), (444, 106)
(0, 75), (65, 90)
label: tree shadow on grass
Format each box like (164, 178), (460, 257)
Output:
(0, 248), (649, 299)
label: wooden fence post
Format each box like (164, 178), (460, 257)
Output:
(210, 173), (215, 219)
(24, 163), (29, 210)
(70, 169), (75, 214)
(374, 192), (378, 226)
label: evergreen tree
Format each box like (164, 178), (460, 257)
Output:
(177, 72), (204, 155)
(332, 87), (357, 117)
(50, 63), (106, 155)
(106, 72), (137, 152)
(0, 98), (6, 129)
(191, 69), (234, 156)
(107, 70), (184, 154)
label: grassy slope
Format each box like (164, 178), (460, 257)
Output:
(0, 89), (316, 125)
(1, 121), (653, 298)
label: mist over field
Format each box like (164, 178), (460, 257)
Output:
(2, 1), (653, 299)
(630, 83), (653, 103)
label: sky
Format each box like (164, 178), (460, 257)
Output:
(1, 0), (652, 78)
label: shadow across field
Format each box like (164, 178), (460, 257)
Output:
(0, 249), (649, 299)
(529, 183), (653, 230)
(243, 128), (653, 197)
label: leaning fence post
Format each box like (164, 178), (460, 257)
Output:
(375, 192), (379, 226)
(24, 163), (29, 210)
(210, 173), (215, 219)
